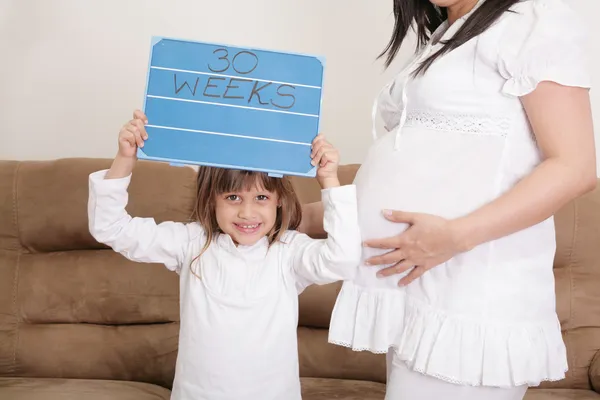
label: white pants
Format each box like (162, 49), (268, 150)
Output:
(385, 351), (528, 400)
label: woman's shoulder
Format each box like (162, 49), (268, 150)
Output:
(487, 0), (586, 39)
(476, 0), (590, 95)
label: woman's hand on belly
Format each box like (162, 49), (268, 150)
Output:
(363, 210), (467, 286)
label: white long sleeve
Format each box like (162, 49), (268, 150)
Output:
(87, 170), (203, 272)
(290, 185), (361, 288)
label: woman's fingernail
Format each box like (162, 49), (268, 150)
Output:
(383, 209), (392, 216)
(364, 261), (370, 266)
(377, 272), (384, 278)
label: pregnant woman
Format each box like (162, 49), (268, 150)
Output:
(301, 0), (597, 399)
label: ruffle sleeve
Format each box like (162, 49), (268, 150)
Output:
(498, 0), (591, 97)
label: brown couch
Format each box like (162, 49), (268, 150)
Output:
(0, 158), (599, 400)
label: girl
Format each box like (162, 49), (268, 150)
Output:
(88, 110), (361, 400)
(301, 0), (596, 399)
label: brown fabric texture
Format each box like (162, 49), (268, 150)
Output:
(15, 159), (197, 253)
(298, 327), (386, 384)
(300, 377), (386, 399)
(0, 250), (18, 376)
(0, 377), (171, 400)
(0, 162), (20, 251)
(591, 351), (600, 393)
(0, 158), (599, 400)
(0, 161), (20, 377)
(524, 389), (600, 400)
(15, 323), (178, 388)
(298, 281), (342, 329)
(539, 188), (600, 391)
(17, 251), (178, 325)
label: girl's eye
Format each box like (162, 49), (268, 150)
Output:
(257, 195), (269, 201)
(226, 195), (240, 201)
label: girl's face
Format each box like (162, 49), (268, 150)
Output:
(215, 185), (279, 246)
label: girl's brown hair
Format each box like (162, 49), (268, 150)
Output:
(189, 166), (302, 277)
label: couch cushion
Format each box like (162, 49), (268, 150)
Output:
(298, 283), (341, 329)
(0, 377), (170, 400)
(12, 322), (178, 389)
(591, 350), (600, 393)
(301, 381), (600, 400)
(548, 186), (600, 390)
(13, 159), (197, 253)
(298, 327), (386, 384)
(524, 389), (600, 399)
(0, 162), (19, 252)
(301, 377), (385, 400)
(17, 250), (178, 325)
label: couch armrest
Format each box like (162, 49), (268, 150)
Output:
(591, 349), (600, 393)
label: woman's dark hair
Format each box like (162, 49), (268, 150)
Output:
(379, 0), (520, 75)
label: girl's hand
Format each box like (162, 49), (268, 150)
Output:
(118, 110), (149, 159)
(311, 134), (340, 189)
(363, 210), (467, 286)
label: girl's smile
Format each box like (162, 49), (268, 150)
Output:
(215, 188), (279, 246)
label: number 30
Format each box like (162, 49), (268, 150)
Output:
(208, 48), (259, 75)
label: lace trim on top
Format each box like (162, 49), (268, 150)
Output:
(403, 109), (511, 137)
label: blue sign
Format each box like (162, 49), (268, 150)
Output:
(137, 37), (325, 177)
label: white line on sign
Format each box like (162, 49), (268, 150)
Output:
(146, 95), (319, 117)
(146, 125), (312, 146)
(138, 152), (311, 176)
(151, 66), (322, 89)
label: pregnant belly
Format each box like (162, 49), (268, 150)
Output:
(353, 130), (504, 288)
(353, 159), (413, 288)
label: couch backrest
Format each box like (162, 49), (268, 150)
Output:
(0, 159), (599, 390)
(550, 183), (600, 389)
(0, 159), (196, 387)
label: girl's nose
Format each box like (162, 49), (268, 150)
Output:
(238, 203), (255, 219)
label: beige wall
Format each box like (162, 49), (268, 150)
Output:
(0, 0), (598, 174)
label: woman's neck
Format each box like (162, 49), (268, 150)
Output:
(446, 0), (479, 25)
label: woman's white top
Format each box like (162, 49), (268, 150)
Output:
(328, 0), (591, 388)
(88, 170), (361, 400)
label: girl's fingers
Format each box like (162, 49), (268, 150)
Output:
(125, 124), (144, 148)
(313, 144), (332, 161)
(324, 149), (339, 163)
(133, 109), (148, 123)
(120, 130), (137, 148)
(312, 133), (324, 143)
(311, 135), (339, 169)
(129, 119), (148, 144)
(320, 150), (335, 166)
(311, 148), (324, 166)
(132, 119), (148, 139)
(311, 135), (327, 156)
(320, 151), (333, 167)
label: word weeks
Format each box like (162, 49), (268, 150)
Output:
(173, 48), (296, 110)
